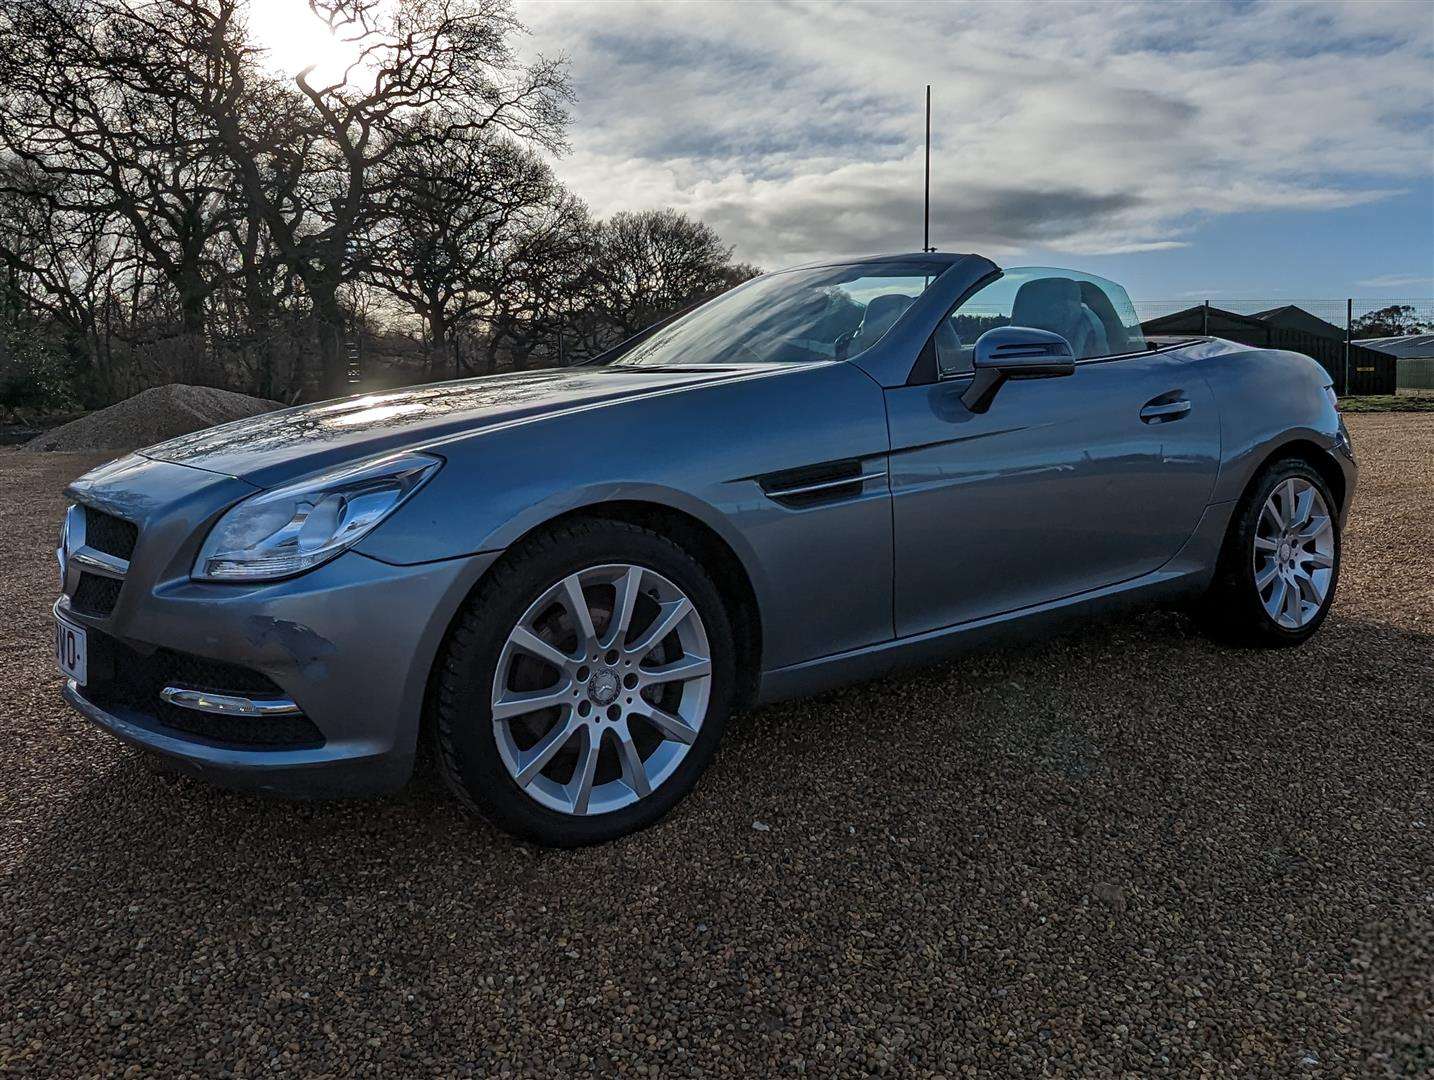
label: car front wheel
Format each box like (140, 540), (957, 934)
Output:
(433, 519), (735, 846)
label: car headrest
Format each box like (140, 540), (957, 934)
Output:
(1077, 280), (1136, 353)
(857, 293), (915, 344)
(1011, 277), (1082, 330)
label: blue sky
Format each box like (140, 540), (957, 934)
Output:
(515, 0), (1433, 303)
(1053, 181), (1434, 302)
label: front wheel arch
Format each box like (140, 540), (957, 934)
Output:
(527, 502), (763, 711)
(420, 501), (763, 760)
(428, 516), (739, 844)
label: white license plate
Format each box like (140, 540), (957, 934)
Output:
(55, 614), (88, 686)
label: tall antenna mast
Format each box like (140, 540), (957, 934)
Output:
(923, 84), (933, 252)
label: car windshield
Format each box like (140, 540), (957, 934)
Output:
(609, 261), (947, 367)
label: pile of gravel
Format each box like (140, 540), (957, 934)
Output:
(26, 384), (281, 452)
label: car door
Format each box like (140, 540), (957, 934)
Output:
(884, 268), (1221, 637)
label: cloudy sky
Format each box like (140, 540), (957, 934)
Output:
(513, 0), (1433, 301)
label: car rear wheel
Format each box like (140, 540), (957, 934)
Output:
(1195, 458), (1340, 647)
(432, 519), (734, 846)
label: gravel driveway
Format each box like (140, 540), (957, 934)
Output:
(2, 415), (1430, 1078)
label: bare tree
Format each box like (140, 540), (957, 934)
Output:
(0, 0), (243, 339)
(365, 123), (578, 376)
(0, 1), (759, 407)
(0, 159), (132, 398)
(474, 188), (592, 371)
(176, 0), (572, 396)
(586, 209), (752, 339)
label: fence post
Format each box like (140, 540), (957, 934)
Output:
(1202, 300), (1209, 336)
(1344, 298), (1352, 395)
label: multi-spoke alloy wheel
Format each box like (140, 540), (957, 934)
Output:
(1252, 477), (1335, 629)
(492, 564), (712, 816)
(433, 518), (734, 846)
(1194, 458), (1340, 647)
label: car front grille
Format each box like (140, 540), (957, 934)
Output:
(61, 503), (139, 617)
(82, 506), (139, 560)
(77, 631), (325, 750)
(71, 571), (123, 617)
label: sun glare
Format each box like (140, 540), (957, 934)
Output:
(247, 0), (370, 87)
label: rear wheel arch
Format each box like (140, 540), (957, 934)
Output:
(1196, 450), (1341, 646)
(1214, 439), (1345, 579)
(1244, 438), (1347, 515)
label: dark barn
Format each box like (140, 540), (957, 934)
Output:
(1141, 305), (1397, 395)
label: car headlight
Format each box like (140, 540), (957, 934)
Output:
(193, 452), (441, 581)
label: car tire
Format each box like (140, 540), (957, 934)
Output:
(432, 518), (736, 846)
(1194, 458), (1341, 647)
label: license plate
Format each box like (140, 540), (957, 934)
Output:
(55, 614), (88, 686)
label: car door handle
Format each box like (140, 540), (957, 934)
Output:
(1140, 398), (1191, 423)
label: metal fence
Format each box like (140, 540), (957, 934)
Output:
(1128, 298), (1434, 396)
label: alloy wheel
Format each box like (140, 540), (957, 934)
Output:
(1252, 477), (1335, 629)
(490, 563), (712, 816)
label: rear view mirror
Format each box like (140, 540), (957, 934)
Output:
(961, 326), (1075, 413)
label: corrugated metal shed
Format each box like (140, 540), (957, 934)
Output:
(1354, 334), (1434, 360)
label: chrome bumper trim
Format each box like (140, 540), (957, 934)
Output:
(159, 686), (303, 717)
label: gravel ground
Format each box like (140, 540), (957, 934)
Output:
(26, 384), (280, 452)
(1, 415), (1430, 1078)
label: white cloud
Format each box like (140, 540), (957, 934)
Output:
(1356, 273), (1434, 289)
(513, 0), (1433, 267)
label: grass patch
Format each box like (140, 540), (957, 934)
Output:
(1340, 393), (1434, 413)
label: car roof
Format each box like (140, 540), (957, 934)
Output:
(776, 251), (987, 273)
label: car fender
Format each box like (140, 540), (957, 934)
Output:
(354, 360), (897, 671)
(441, 475), (772, 603)
(1185, 341), (1347, 507)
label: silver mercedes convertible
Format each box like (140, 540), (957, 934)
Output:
(55, 253), (1356, 845)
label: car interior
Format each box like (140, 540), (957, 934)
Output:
(932, 272), (1152, 374)
(849, 293), (916, 354)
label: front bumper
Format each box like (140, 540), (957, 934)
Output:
(63, 678), (399, 797)
(58, 547), (499, 797)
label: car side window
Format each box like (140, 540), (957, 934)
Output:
(934, 267), (1149, 376)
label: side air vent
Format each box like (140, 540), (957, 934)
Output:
(757, 458), (886, 509)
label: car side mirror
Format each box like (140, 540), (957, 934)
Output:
(960, 326), (1076, 413)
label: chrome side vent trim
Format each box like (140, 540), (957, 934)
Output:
(757, 459), (887, 508)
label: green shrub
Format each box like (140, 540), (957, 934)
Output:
(0, 324), (79, 418)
